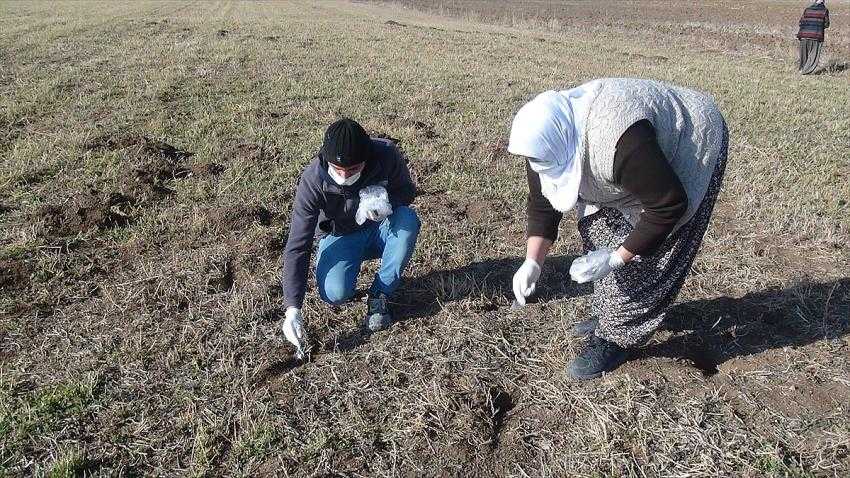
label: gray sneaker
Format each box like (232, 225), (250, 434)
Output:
(366, 292), (393, 332)
(567, 335), (628, 380)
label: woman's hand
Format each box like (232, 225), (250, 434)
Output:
(569, 247), (632, 283)
(512, 258), (541, 306)
(513, 236), (552, 306)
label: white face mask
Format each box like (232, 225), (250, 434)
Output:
(328, 166), (361, 186)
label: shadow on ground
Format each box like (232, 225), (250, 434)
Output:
(816, 60), (849, 74)
(281, 253), (848, 380)
(638, 278), (850, 374)
(397, 255), (589, 319)
(329, 255), (590, 352)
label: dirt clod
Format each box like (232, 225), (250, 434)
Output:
(88, 134), (198, 199)
(410, 120), (439, 139)
(39, 191), (135, 237)
(265, 234), (285, 255)
(86, 133), (193, 162)
(227, 142), (285, 163)
(190, 162), (225, 177)
(206, 205), (275, 232)
(0, 260), (30, 290)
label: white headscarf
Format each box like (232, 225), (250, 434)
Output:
(508, 81), (603, 212)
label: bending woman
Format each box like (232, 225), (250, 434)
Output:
(509, 78), (728, 380)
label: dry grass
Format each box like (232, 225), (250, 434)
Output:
(1, 1), (848, 476)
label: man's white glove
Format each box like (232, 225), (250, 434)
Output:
(512, 258), (541, 306)
(569, 248), (625, 284)
(356, 185), (393, 225)
(282, 307), (308, 359)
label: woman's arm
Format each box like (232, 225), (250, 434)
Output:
(615, 246), (635, 263)
(613, 120), (688, 259)
(526, 235), (553, 265)
(513, 161), (563, 305)
(525, 160), (563, 243)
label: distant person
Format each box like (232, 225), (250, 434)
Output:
(280, 118), (420, 357)
(797, 0), (830, 75)
(509, 78), (728, 380)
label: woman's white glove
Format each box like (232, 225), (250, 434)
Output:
(356, 185), (393, 225)
(282, 307), (308, 358)
(569, 248), (625, 284)
(512, 258), (541, 306)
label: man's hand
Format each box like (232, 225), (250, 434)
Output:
(512, 258), (541, 306)
(365, 205), (392, 223)
(569, 248), (626, 284)
(356, 185), (393, 225)
(282, 307), (308, 358)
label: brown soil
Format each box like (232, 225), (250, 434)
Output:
(38, 191), (135, 238)
(86, 133), (193, 161)
(225, 142), (286, 164)
(0, 260), (30, 290)
(87, 133), (219, 199)
(205, 205), (275, 232)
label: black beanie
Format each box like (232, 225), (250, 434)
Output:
(321, 118), (371, 167)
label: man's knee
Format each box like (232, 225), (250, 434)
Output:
(318, 278), (355, 305)
(391, 206), (421, 235)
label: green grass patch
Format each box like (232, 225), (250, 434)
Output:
(0, 376), (102, 473)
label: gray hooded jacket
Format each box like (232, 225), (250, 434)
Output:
(281, 138), (416, 308)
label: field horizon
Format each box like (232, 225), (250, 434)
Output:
(1, 1), (849, 476)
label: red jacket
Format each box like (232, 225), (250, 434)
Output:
(797, 3), (830, 42)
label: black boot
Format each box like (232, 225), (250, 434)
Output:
(366, 292), (393, 332)
(570, 317), (599, 338)
(567, 335), (628, 380)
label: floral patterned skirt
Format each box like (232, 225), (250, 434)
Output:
(577, 127), (729, 348)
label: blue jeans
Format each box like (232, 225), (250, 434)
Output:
(316, 206), (421, 305)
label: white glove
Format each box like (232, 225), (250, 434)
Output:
(356, 185), (393, 225)
(569, 248), (625, 284)
(512, 258), (541, 306)
(282, 307), (308, 358)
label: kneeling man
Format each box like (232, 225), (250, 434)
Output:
(280, 118), (420, 355)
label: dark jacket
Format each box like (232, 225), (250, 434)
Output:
(798, 3), (830, 41)
(281, 138), (416, 308)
